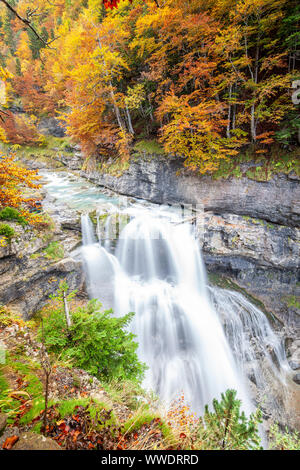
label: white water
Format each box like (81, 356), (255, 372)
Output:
(80, 208), (288, 416)
(113, 215), (251, 413)
(42, 171), (289, 417)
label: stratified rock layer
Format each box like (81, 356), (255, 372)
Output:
(76, 154), (299, 331)
(0, 220), (83, 318)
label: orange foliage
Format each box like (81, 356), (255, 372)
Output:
(13, 67), (57, 116)
(0, 154), (42, 224)
(0, 0), (296, 173)
(0, 111), (41, 145)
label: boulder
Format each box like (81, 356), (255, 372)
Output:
(292, 374), (300, 385)
(0, 413), (7, 435)
(38, 117), (66, 138)
(13, 432), (61, 450)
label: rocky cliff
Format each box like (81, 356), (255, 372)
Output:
(0, 213), (83, 318)
(75, 154), (299, 332)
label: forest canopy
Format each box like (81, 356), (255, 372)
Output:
(0, 0), (299, 173)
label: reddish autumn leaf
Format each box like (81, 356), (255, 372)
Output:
(2, 435), (19, 450)
(73, 430), (80, 443)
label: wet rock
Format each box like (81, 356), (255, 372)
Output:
(60, 218), (81, 232)
(292, 374), (300, 385)
(0, 255), (83, 318)
(13, 432), (61, 450)
(0, 218), (83, 318)
(79, 154), (300, 227)
(201, 212), (300, 328)
(59, 153), (82, 170)
(289, 361), (300, 370)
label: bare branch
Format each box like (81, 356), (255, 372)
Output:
(0, 0), (57, 48)
(0, 108), (9, 122)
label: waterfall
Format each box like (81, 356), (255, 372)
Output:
(82, 210), (282, 415)
(81, 214), (117, 304)
(81, 214), (97, 245)
(113, 215), (252, 414)
(43, 171), (291, 428)
(209, 287), (289, 386)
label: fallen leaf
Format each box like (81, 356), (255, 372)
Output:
(2, 435), (19, 450)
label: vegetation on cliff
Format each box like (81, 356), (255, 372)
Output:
(0, 153), (52, 246)
(39, 285), (146, 382)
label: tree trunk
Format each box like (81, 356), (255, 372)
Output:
(109, 83), (125, 131)
(250, 103), (256, 142)
(63, 291), (72, 329)
(226, 84), (232, 138)
(250, 45), (259, 142)
(125, 105), (134, 134)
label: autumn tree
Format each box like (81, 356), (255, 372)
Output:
(0, 0), (298, 172)
(0, 153), (41, 221)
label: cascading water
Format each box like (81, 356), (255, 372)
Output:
(80, 206), (289, 418)
(40, 170), (293, 431)
(81, 214), (118, 304)
(112, 215), (252, 414)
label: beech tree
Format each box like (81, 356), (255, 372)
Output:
(0, 0), (298, 171)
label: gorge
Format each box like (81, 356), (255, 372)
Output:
(20, 165), (300, 429)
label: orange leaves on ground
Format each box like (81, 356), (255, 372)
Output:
(2, 435), (19, 450)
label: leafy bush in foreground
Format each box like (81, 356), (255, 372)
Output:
(38, 295), (146, 383)
(197, 389), (263, 450)
(268, 424), (300, 450)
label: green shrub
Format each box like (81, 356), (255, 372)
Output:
(38, 294), (146, 383)
(0, 207), (28, 226)
(196, 389), (262, 450)
(134, 139), (165, 155)
(0, 223), (15, 242)
(44, 241), (64, 260)
(268, 424), (300, 450)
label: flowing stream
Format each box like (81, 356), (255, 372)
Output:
(42, 171), (291, 419)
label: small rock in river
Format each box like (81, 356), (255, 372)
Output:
(292, 373), (300, 385)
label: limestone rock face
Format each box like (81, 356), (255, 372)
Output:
(13, 432), (61, 450)
(201, 212), (300, 328)
(80, 155), (300, 227)
(0, 221), (83, 318)
(78, 154), (299, 331)
(38, 117), (66, 138)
